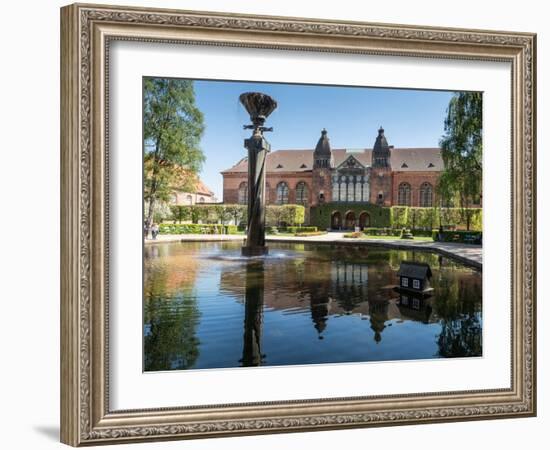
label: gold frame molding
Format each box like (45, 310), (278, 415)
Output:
(60, 2), (537, 446)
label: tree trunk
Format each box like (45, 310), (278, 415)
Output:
(145, 138), (161, 233)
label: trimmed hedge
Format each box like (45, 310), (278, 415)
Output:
(311, 203), (482, 231)
(294, 231), (326, 237)
(391, 206), (482, 231)
(362, 227), (401, 237)
(279, 226), (318, 233)
(169, 204), (305, 227)
(411, 229), (437, 237)
(433, 230), (482, 244)
(159, 223), (239, 235)
(310, 202), (391, 229)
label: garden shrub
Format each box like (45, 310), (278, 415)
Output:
(159, 223), (238, 235)
(294, 231), (326, 237)
(432, 230), (482, 244)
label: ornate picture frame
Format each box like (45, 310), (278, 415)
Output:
(60, 3), (536, 446)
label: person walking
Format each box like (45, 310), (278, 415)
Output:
(152, 223), (159, 240)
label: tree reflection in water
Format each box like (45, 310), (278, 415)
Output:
(143, 245), (201, 371)
(143, 242), (482, 370)
(434, 276), (482, 357)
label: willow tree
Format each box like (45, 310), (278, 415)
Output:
(437, 92), (482, 230)
(144, 78), (205, 228)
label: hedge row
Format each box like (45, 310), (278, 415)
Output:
(168, 204), (305, 227)
(391, 207), (482, 231)
(362, 227), (401, 237)
(159, 223), (239, 235)
(278, 226), (318, 233)
(310, 202), (392, 229)
(294, 231), (326, 237)
(310, 202), (482, 231)
(433, 230), (482, 244)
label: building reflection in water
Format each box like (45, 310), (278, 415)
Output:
(331, 261), (369, 314)
(145, 242), (482, 370)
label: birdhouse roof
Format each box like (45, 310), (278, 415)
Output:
(397, 261), (433, 279)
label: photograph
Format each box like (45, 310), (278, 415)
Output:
(142, 78), (483, 371)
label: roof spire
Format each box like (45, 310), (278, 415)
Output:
(372, 126), (391, 168)
(314, 128), (333, 169)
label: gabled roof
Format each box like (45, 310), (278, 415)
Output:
(390, 148), (442, 172)
(221, 149), (314, 173)
(336, 154), (366, 169)
(221, 148), (443, 173)
(397, 261), (433, 279)
(167, 165), (215, 196)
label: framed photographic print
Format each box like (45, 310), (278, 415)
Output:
(60, 3), (537, 446)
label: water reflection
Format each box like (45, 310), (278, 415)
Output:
(240, 261), (265, 366)
(143, 242), (482, 371)
(143, 245), (201, 371)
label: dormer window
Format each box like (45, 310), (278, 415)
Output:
(401, 163), (408, 168)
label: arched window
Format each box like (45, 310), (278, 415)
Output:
(170, 193), (178, 204)
(185, 195), (193, 205)
(295, 182), (308, 204)
(419, 182), (433, 207)
(238, 182), (248, 204)
(276, 182), (289, 204)
(199, 197), (205, 204)
(398, 183), (411, 206)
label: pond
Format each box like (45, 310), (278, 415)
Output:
(144, 241), (482, 371)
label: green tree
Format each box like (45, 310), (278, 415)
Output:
(226, 204), (247, 227)
(144, 78), (205, 229)
(212, 204), (234, 227)
(438, 92), (482, 230)
(170, 205), (191, 223)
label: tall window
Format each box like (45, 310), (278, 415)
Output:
(398, 183), (411, 206)
(276, 182), (289, 204)
(419, 182), (433, 207)
(296, 182), (308, 204)
(238, 182), (248, 204)
(185, 194), (193, 205)
(170, 193), (178, 204)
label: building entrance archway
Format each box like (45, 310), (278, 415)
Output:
(331, 211), (342, 229)
(345, 211), (356, 230)
(359, 212), (370, 230)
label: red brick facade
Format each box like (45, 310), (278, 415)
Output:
(223, 172), (315, 206)
(221, 129), (469, 218)
(225, 170), (442, 208)
(369, 167), (394, 206)
(392, 171), (441, 207)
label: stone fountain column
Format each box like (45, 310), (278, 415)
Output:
(239, 92), (277, 257)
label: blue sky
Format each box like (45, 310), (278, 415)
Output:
(192, 79), (456, 199)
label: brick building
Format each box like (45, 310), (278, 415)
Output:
(221, 127), (449, 228)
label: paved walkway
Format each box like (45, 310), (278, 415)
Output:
(145, 232), (482, 269)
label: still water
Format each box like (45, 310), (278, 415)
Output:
(144, 241), (482, 371)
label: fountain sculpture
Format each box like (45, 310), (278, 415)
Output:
(239, 92), (278, 257)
